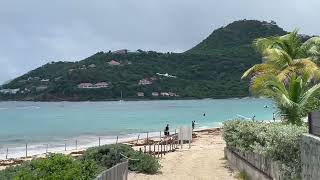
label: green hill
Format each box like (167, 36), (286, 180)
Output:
(1, 20), (287, 101)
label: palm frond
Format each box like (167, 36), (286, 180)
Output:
(299, 83), (320, 107)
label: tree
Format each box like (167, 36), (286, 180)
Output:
(254, 74), (320, 125)
(242, 30), (320, 84)
(242, 31), (320, 124)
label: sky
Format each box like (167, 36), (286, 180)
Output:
(1, 0), (320, 84)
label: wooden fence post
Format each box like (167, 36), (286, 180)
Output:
(157, 144), (160, 158)
(144, 146), (146, 153)
(146, 132), (149, 144)
(153, 144), (156, 157)
(75, 140), (78, 150)
(25, 143), (28, 158)
(46, 144), (48, 154)
(99, 137), (101, 147)
(161, 144), (163, 157)
(116, 136), (119, 144)
(65, 140), (67, 151)
(136, 134), (140, 144)
(6, 148), (8, 159)
(174, 129), (177, 149)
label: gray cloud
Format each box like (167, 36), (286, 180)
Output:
(1, 0), (320, 83)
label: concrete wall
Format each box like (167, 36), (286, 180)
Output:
(225, 148), (283, 180)
(301, 134), (320, 180)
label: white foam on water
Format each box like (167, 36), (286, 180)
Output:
(0, 131), (163, 160)
(0, 120), (224, 160)
(15, 106), (40, 110)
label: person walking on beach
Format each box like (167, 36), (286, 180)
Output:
(273, 113), (276, 122)
(192, 121), (195, 130)
(164, 124), (169, 136)
(252, 115), (256, 121)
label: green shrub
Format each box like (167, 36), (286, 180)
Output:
(0, 154), (98, 180)
(129, 152), (161, 174)
(223, 119), (307, 178)
(81, 144), (160, 174)
(235, 170), (249, 180)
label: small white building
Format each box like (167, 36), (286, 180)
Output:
(137, 92), (144, 97)
(138, 78), (152, 85)
(78, 82), (110, 89)
(36, 86), (48, 92)
(78, 83), (94, 89)
(112, 49), (128, 54)
(152, 92), (159, 96)
(95, 82), (109, 88)
(88, 64), (96, 68)
(160, 92), (170, 97)
(168, 92), (177, 97)
(0, 88), (20, 94)
(41, 79), (50, 82)
(108, 60), (121, 66)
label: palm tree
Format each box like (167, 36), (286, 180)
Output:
(242, 31), (320, 124)
(242, 31), (320, 83)
(254, 73), (320, 125)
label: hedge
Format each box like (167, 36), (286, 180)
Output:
(0, 154), (97, 180)
(0, 144), (161, 179)
(223, 119), (307, 178)
(80, 144), (161, 174)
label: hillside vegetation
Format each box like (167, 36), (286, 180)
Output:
(1, 20), (286, 101)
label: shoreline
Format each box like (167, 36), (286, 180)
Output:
(0, 120), (224, 160)
(0, 96), (252, 102)
(0, 127), (222, 170)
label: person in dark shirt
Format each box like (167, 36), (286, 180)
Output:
(273, 113), (276, 121)
(164, 124), (169, 136)
(192, 121), (195, 130)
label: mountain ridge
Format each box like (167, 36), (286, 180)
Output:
(0, 20), (288, 101)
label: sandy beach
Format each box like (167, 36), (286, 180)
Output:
(129, 129), (235, 180)
(0, 128), (236, 180)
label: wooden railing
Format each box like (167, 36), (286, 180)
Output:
(94, 160), (128, 180)
(308, 111), (320, 137)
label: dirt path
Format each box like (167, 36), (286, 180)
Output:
(128, 130), (235, 180)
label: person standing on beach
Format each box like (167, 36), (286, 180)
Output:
(192, 121), (195, 130)
(273, 113), (276, 121)
(164, 124), (169, 136)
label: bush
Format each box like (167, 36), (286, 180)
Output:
(81, 144), (160, 174)
(223, 119), (307, 178)
(0, 154), (98, 180)
(129, 152), (161, 174)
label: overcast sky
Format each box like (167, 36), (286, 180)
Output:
(1, 0), (320, 84)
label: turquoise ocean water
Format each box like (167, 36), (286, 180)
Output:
(0, 98), (274, 159)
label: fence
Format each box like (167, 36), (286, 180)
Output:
(0, 126), (194, 163)
(95, 160), (128, 180)
(138, 131), (178, 158)
(308, 111), (320, 137)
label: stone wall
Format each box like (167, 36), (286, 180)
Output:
(301, 134), (320, 180)
(225, 148), (283, 180)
